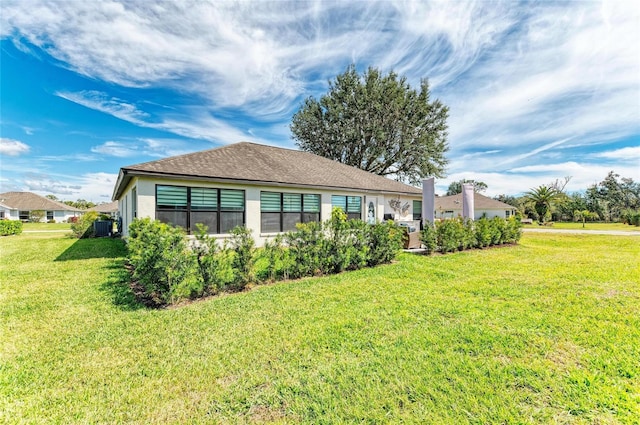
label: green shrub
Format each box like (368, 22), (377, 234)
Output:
(504, 216), (523, 243)
(127, 218), (202, 305)
(419, 222), (437, 254)
(29, 210), (45, 223)
(71, 211), (99, 238)
(366, 220), (403, 266)
(0, 220), (23, 236)
(436, 218), (464, 253)
(475, 217), (492, 248)
(228, 226), (255, 288)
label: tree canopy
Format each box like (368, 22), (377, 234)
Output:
(446, 179), (488, 195)
(291, 65), (449, 185)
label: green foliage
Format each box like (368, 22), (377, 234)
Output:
(228, 226), (255, 288)
(70, 211), (99, 238)
(0, 220), (23, 236)
(420, 216), (522, 254)
(291, 65), (449, 184)
(127, 218), (202, 305)
(366, 220), (404, 266)
(419, 222), (437, 254)
(29, 210), (45, 223)
(524, 185), (561, 224)
(446, 179), (488, 195)
(127, 212), (404, 304)
(586, 171), (640, 222)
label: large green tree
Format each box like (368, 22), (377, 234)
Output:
(291, 65), (449, 185)
(446, 179), (488, 195)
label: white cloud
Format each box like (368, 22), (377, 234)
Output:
(593, 146), (640, 160)
(91, 141), (138, 158)
(0, 138), (30, 156)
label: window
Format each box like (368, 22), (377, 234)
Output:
(505, 210), (511, 218)
(331, 195), (362, 220)
(261, 192), (320, 233)
(19, 211), (29, 221)
(156, 185), (245, 234)
(0, 211), (4, 219)
(46, 211), (54, 221)
(413, 200), (422, 221)
(131, 187), (137, 219)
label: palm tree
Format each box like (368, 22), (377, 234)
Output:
(525, 185), (560, 224)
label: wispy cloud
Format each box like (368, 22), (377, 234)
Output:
(593, 146), (640, 160)
(2, 0), (639, 196)
(0, 138), (30, 156)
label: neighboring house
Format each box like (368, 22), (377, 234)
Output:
(433, 192), (518, 220)
(0, 192), (83, 222)
(88, 201), (119, 218)
(112, 142), (423, 245)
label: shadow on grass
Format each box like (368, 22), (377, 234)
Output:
(100, 261), (146, 311)
(55, 237), (126, 261)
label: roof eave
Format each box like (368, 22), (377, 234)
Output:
(114, 169), (421, 197)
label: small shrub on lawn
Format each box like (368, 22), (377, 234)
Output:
(475, 217), (492, 248)
(71, 211), (100, 238)
(366, 220), (404, 266)
(127, 218), (202, 305)
(228, 226), (255, 288)
(420, 222), (437, 254)
(0, 220), (23, 236)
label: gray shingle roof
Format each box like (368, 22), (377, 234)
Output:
(0, 192), (82, 211)
(435, 192), (516, 211)
(113, 142), (421, 199)
(88, 201), (118, 213)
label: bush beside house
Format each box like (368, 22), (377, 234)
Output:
(126, 209), (403, 306)
(420, 216), (522, 255)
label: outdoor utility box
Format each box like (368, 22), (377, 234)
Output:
(93, 220), (112, 237)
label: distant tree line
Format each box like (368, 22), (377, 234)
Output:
(46, 194), (96, 210)
(490, 172), (640, 224)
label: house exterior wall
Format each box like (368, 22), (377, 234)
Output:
(0, 208), (78, 222)
(117, 176), (422, 246)
(435, 208), (515, 220)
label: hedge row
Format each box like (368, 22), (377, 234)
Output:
(126, 209), (404, 306)
(420, 216), (522, 254)
(0, 220), (23, 236)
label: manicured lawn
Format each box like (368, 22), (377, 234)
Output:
(523, 221), (640, 232)
(21, 222), (72, 231)
(1, 232), (638, 423)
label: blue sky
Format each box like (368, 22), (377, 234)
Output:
(1, 0), (638, 202)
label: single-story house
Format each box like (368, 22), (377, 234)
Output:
(88, 201), (119, 217)
(433, 192), (517, 220)
(112, 142), (425, 245)
(0, 192), (83, 222)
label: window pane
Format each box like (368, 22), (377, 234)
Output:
(220, 190), (245, 211)
(347, 196), (361, 213)
(347, 212), (361, 221)
(220, 212), (244, 233)
(413, 200), (422, 219)
(283, 193), (302, 212)
(303, 194), (320, 212)
(157, 210), (188, 230)
(302, 212), (320, 223)
(261, 192), (281, 212)
(331, 195), (346, 211)
(191, 188), (217, 210)
(283, 212), (301, 231)
(157, 185), (187, 208)
(261, 212), (281, 233)
(190, 211), (217, 234)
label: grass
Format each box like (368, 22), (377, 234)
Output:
(1, 232), (639, 423)
(523, 221), (640, 232)
(21, 222), (72, 231)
